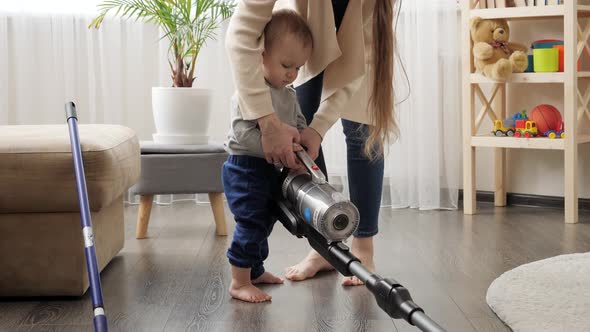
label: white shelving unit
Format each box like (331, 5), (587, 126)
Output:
(461, 1), (590, 223)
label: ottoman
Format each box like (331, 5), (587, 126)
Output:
(129, 141), (228, 239)
(0, 124), (140, 296)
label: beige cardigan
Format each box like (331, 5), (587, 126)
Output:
(225, 0), (376, 137)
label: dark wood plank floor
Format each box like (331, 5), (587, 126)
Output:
(1, 202), (589, 332)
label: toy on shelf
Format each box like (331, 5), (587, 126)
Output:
(514, 119), (538, 137)
(493, 118), (516, 137)
(544, 120), (565, 139)
(529, 104), (564, 138)
(470, 17), (528, 81)
(532, 39), (562, 72)
(493, 110), (538, 138)
(493, 112), (521, 137)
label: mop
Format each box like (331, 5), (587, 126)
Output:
(65, 102), (108, 332)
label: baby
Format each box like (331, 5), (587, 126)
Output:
(222, 9), (313, 303)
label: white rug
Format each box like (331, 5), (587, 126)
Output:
(486, 252), (590, 332)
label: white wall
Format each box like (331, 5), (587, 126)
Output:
(474, 19), (590, 199)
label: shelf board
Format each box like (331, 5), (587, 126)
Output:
(470, 5), (565, 20)
(471, 134), (590, 149)
(471, 135), (564, 149)
(470, 73), (562, 83)
(471, 72), (590, 84)
(469, 5), (590, 20)
(579, 134), (590, 144)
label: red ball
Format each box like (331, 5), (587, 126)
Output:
(529, 104), (562, 134)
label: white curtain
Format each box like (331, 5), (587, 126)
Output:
(0, 10), (163, 136)
(0, 4), (233, 144)
(388, 0), (461, 210)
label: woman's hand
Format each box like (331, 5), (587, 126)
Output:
(258, 113), (301, 169)
(299, 127), (322, 161)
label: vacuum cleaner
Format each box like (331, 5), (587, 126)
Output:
(65, 102), (108, 332)
(275, 145), (446, 332)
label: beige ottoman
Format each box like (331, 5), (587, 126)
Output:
(0, 125), (140, 296)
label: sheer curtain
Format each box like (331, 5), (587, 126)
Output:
(322, 0), (461, 210)
(0, 6), (163, 137)
(387, 0), (461, 210)
(0, 2), (233, 143)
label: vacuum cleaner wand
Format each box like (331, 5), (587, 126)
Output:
(275, 200), (445, 332)
(275, 147), (446, 332)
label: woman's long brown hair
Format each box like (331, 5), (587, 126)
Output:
(365, 0), (397, 158)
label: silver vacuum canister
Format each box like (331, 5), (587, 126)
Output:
(281, 148), (359, 242)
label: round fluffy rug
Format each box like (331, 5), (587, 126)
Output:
(486, 252), (590, 332)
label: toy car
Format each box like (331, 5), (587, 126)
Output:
(543, 120), (565, 139)
(514, 119), (538, 138)
(493, 119), (515, 137)
(493, 111), (535, 138)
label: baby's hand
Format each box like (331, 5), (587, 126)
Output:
(290, 154), (305, 172)
(290, 144), (306, 172)
(292, 143), (304, 152)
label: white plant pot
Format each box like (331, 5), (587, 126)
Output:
(151, 87), (212, 145)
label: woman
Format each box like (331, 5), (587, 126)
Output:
(225, 0), (396, 286)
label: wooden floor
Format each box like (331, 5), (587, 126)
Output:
(1, 202), (590, 332)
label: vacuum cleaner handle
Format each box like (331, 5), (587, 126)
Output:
(293, 143), (326, 184)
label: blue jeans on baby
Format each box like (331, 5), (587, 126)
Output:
(222, 155), (281, 279)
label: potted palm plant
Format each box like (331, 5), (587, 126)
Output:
(90, 0), (235, 144)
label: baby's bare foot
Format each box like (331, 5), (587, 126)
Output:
(252, 271), (284, 284)
(229, 266), (277, 303)
(229, 282), (272, 303)
(285, 250), (335, 281)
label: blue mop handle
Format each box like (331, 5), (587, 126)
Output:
(65, 102), (108, 332)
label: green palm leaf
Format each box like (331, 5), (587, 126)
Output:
(90, 0), (235, 87)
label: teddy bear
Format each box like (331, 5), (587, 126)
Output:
(470, 17), (528, 81)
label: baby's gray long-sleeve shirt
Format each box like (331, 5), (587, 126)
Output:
(225, 85), (307, 159)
